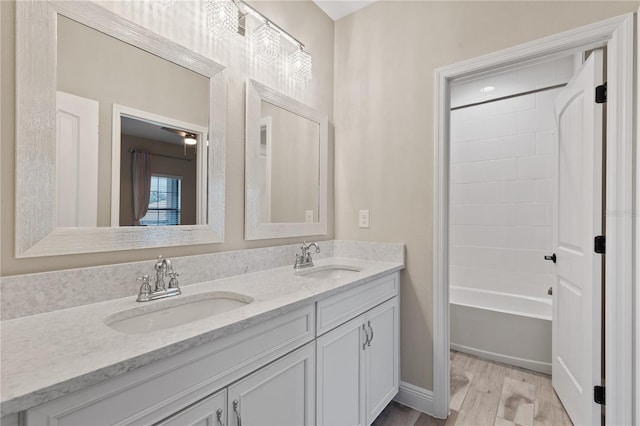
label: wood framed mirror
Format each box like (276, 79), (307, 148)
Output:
(245, 79), (328, 240)
(15, 1), (227, 257)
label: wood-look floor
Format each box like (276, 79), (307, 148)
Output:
(372, 351), (572, 426)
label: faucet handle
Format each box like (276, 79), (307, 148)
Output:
(136, 275), (154, 301)
(168, 271), (180, 289)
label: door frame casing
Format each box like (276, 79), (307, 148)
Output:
(432, 13), (635, 424)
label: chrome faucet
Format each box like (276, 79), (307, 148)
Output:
(137, 256), (181, 302)
(294, 241), (320, 269)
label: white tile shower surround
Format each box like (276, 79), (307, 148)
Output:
(449, 80), (564, 299)
(0, 240), (404, 321)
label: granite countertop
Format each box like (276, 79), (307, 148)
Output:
(0, 257), (403, 416)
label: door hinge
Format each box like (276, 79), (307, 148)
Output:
(595, 83), (607, 103)
(594, 235), (606, 254)
(594, 386), (605, 405)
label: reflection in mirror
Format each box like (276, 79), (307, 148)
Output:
(118, 117), (203, 227)
(258, 101), (320, 224)
(15, 1), (226, 257)
(245, 79), (328, 240)
(55, 15), (209, 228)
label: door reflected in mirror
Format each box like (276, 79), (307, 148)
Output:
(258, 101), (320, 224)
(55, 15), (209, 228)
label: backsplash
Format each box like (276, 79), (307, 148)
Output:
(0, 240), (404, 320)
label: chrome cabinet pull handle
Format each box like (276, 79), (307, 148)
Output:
(362, 324), (370, 350)
(216, 408), (224, 426)
(233, 400), (241, 426)
(367, 321), (374, 347)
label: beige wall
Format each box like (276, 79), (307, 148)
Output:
(1, 0), (334, 276)
(57, 15), (209, 226)
(334, 0), (638, 391)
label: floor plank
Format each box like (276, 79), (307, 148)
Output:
(371, 400), (421, 426)
(496, 376), (536, 426)
(371, 352), (572, 426)
(414, 410), (458, 426)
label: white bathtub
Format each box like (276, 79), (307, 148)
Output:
(450, 286), (552, 374)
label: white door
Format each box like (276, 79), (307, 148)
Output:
(227, 342), (315, 426)
(56, 91), (99, 227)
(365, 297), (400, 424)
(552, 50), (604, 426)
(316, 315), (366, 426)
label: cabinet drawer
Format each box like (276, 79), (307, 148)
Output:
(316, 272), (398, 336)
(25, 305), (315, 426)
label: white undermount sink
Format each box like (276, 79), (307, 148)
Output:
(105, 292), (253, 334)
(296, 264), (362, 280)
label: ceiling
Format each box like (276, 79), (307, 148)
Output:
(121, 117), (185, 146)
(312, 0), (377, 20)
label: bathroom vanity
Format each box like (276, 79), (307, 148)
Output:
(1, 255), (402, 426)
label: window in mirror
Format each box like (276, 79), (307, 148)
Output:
(118, 116), (202, 227)
(140, 175), (182, 226)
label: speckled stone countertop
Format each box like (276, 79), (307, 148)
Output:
(0, 257), (403, 416)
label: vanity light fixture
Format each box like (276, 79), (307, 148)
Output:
(253, 22), (281, 64)
(160, 0), (313, 81)
(207, 0), (239, 39)
(288, 46), (312, 82)
(237, 0), (313, 81)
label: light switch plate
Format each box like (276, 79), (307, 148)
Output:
(359, 210), (370, 228)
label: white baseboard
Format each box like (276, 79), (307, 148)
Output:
(393, 381), (436, 417)
(451, 343), (551, 375)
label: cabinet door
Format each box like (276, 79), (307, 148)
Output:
(156, 389), (226, 426)
(316, 315), (366, 426)
(227, 342), (315, 426)
(365, 297), (399, 424)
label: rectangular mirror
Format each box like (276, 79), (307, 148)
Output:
(245, 79), (328, 240)
(56, 15), (210, 228)
(15, 1), (226, 257)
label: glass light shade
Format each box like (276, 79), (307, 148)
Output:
(184, 136), (198, 146)
(253, 23), (281, 64)
(288, 47), (312, 82)
(207, 0), (239, 39)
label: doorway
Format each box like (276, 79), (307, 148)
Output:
(447, 50), (604, 425)
(431, 13), (635, 425)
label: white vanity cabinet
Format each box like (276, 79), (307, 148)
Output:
(21, 271), (400, 426)
(316, 273), (400, 426)
(24, 306), (315, 426)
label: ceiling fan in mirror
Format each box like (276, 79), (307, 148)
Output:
(161, 126), (199, 154)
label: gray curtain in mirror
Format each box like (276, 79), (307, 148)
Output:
(132, 151), (152, 226)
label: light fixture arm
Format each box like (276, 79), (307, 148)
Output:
(236, 0), (305, 50)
